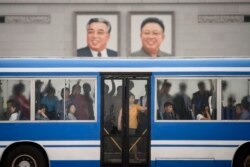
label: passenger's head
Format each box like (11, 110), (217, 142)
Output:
(72, 84), (81, 95)
(117, 86), (122, 96)
(68, 103), (76, 114)
(129, 94), (135, 104)
(179, 82), (187, 93)
(164, 101), (173, 113)
(241, 97), (250, 110)
(38, 104), (47, 114)
(47, 87), (55, 96)
(83, 83), (91, 93)
(86, 18), (111, 52)
(222, 80), (228, 91)
(13, 82), (25, 96)
(236, 103), (242, 114)
(227, 95), (236, 106)
(61, 88), (70, 98)
(7, 99), (19, 113)
(198, 81), (205, 92)
(35, 80), (43, 90)
(202, 105), (209, 112)
(140, 17), (165, 56)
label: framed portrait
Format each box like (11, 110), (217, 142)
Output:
(75, 12), (120, 58)
(129, 12), (174, 58)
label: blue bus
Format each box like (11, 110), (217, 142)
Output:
(0, 58), (250, 167)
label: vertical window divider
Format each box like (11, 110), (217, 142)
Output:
(217, 78), (222, 121)
(30, 79), (35, 121)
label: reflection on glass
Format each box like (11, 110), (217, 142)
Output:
(156, 79), (217, 120)
(222, 79), (250, 120)
(0, 80), (30, 121)
(104, 79), (122, 134)
(103, 79), (123, 164)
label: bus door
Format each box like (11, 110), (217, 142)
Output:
(101, 74), (150, 167)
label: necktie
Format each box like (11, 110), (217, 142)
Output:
(97, 52), (102, 57)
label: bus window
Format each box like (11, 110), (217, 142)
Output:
(0, 80), (30, 121)
(35, 79), (62, 120)
(35, 79), (96, 121)
(156, 78), (217, 121)
(222, 78), (250, 120)
(69, 79), (95, 121)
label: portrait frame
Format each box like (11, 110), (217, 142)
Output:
(129, 12), (174, 58)
(75, 12), (120, 58)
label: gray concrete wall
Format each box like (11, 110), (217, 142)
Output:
(0, 3), (250, 58)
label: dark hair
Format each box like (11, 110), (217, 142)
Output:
(164, 101), (173, 108)
(83, 83), (91, 92)
(198, 81), (205, 88)
(141, 17), (165, 32)
(38, 104), (47, 111)
(61, 87), (70, 98)
(7, 99), (20, 112)
(67, 103), (76, 113)
(87, 18), (111, 34)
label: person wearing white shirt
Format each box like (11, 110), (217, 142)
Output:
(7, 99), (19, 121)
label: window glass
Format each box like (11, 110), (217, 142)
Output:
(35, 78), (96, 121)
(222, 79), (250, 120)
(156, 78), (217, 121)
(0, 80), (30, 121)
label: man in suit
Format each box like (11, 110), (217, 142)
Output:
(131, 17), (171, 57)
(77, 18), (117, 57)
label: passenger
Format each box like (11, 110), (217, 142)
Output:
(104, 80), (115, 131)
(129, 94), (147, 161)
(35, 80), (44, 112)
(7, 99), (20, 121)
(158, 80), (173, 120)
(57, 88), (73, 120)
(41, 81), (58, 120)
(66, 103), (77, 120)
(35, 104), (49, 120)
(104, 79), (115, 112)
(235, 103), (243, 120)
(71, 82), (88, 120)
(173, 82), (193, 120)
(196, 105), (211, 120)
(12, 82), (30, 120)
(236, 99), (250, 120)
(163, 102), (177, 120)
(192, 80), (214, 118)
(83, 83), (95, 120)
(222, 96), (236, 120)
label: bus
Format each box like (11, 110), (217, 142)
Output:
(0, 58), (250, 167)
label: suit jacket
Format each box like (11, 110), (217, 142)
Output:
(77, 46), (117, 57)
(131, 48), (171, 57)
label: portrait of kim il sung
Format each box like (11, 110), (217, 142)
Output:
(76, 12), (119, 58)
(130, 12), (174, 58)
